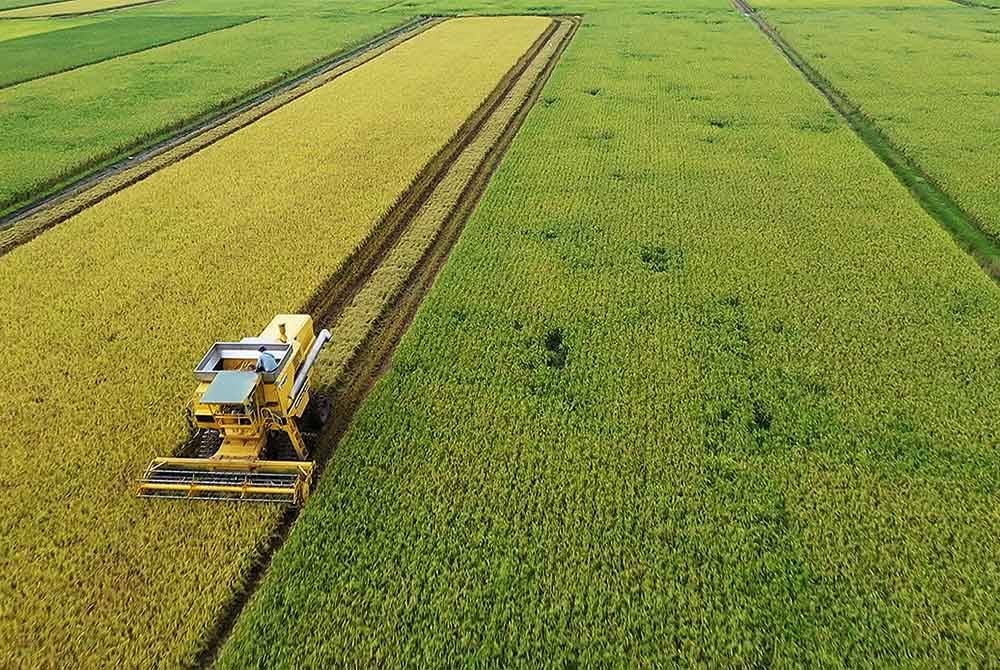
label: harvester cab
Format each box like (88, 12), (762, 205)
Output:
(137, 314), (332, 505)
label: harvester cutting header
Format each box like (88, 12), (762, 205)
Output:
(137, 314), (331, 505)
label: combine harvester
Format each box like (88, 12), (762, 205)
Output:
(137, 314), (331, 505)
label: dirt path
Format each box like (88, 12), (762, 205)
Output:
(732, 0), (1000, 281)
(0, 15), (438, 255)
(192, 17), (580, 668)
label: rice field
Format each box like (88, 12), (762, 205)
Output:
(0, 16), (550, 667)
(2, 0), (998, 667)
(759, 3), (1000, 239)
(0, 14), (254, 88)
(0, 16), (95, 41)
(217, 8), (1000, 667)
(0, 0), (159, 17)
(0, 11), (404, 214)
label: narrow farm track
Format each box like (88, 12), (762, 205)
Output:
(733, 0), (1000, 281)
(194, 17), (578, 669)
(0, 15), (438, 254)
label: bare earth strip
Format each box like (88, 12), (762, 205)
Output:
(0, 15), (438, 256)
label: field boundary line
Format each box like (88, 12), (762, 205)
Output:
(733, 0), (1000, 282)
(191, 17), (580, 669)
(0, 15), (439, 256)
(0, 15), (264, 91)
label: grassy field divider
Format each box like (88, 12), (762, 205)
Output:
(198, 17), (578, 669)
(0, 14), (435, 223)
(734, 0), (1000, 281)
(0, 15), (439, 256)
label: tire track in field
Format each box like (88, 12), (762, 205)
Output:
(193, 16), (580, 669)
(0, 15), (438, 246)
(733, 0), (1000, 282)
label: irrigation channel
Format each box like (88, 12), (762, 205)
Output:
(192, 16), (580, 667)
(732, 0), (1000, 281)
(0, 15), (440, 255)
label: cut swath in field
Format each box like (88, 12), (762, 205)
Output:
(0, 16), (554, 669)
(199, 19), (577, 664)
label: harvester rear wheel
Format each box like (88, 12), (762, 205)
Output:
(302, 393), (332, 432)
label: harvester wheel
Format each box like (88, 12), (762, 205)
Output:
(303, 393), (332, 432)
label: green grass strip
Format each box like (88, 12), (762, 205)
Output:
(736, 0), (1000, 282)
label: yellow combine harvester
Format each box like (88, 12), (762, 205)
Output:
(137, 314), (331, 505)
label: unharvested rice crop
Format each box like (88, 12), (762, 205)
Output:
(0, 16), (550, 669)
(760, 4), (1000, 238)
(219, 8), (1000, 668)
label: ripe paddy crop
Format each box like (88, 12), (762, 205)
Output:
(219, 7), (1000, 668)
(759, 4), (1000, 239)
(0, 16), (550, 669)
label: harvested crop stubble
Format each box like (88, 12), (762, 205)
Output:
(0, 15), (550, 669)
(760, 5), (1000, 238)
(219, 8), (1000, 668)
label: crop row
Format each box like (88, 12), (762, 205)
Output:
(218, 7), (1000, 668)
(0, 16), (551, 668)
(761, 3), (1000, 240)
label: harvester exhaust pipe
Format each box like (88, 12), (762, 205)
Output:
(291, 328), (332, 400)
